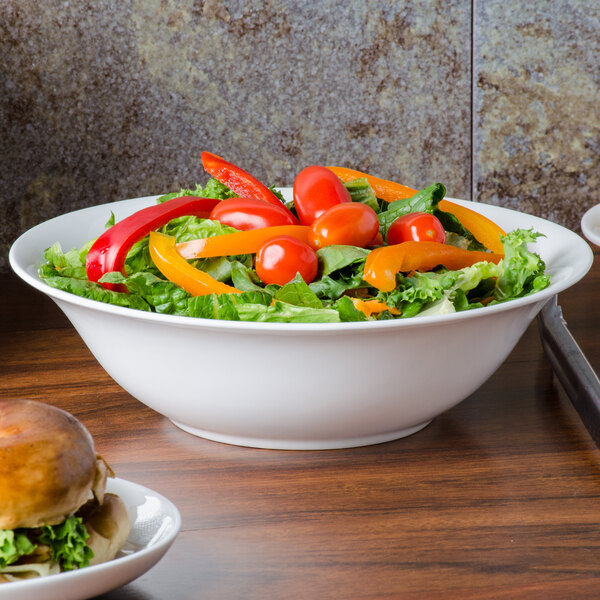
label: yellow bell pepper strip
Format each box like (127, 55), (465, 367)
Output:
(328, 167), (506, 255)
(363, 241), (504, 292)
(86, 195), (221, 291)
(176, 225), (310, 259)
(326, 166), (417, 202)
(149, 232), (240, 296)
(351, 298), (401, 317)
(438, 199), (506, 254)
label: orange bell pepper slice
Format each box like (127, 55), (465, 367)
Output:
(351, 298), (401, 317)
(327, 167), (506, 255)
(176, 225), (310, 259)
(363, 241), (503, 292)
(438, 199), (506, 255)
(327, 166), (417, 202)
(149, 232), (240, 296)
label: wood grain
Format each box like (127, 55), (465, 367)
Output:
(2, 250), (599, 599)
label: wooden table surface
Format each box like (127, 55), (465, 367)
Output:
(2, 248), (600, 599)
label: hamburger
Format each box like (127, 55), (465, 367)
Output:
(0, 399), (131, 582)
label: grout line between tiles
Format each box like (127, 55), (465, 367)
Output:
(471, 0), (475, 202)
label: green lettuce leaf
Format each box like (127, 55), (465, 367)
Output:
(494, 229), (550, 301)
(156, 178), (237, 203)
(41, 242), (88, 279)
(38, 516), (93, 571)
(201, 178), (239, 200)
(187, 290), (271, 320)
(40, 271), (152, 312)
(0, 530), (37, 568)
(237, 300), (340, 323)
(343, 178), (381, 213)
(113, 271), (191, 315)
(378, 271), (448, 314)
(379, 261), (502, 317)
(161, 216), (238, 243)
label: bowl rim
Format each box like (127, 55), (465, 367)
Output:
(9, 193), (594, 333)
(581, 203), (600, 247)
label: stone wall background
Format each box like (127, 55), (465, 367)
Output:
(1, 0), (599, 271)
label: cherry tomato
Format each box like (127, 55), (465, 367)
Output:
(386, 212), (446, 245)
(255, 236), (319, 285)
(292, 165), (351, 225)
(308, 202), (379, 250)
(210, 197), (297, 231)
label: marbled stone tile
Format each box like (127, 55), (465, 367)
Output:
(473, 0), (600, 231)
(0, 0), (471, 271)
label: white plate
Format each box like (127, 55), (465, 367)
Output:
(581, 204), (600, 246)
(0, 478), (181, 600)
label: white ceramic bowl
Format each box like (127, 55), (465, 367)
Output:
(581, 203), (600, 247)
(10, 192), (594, 450)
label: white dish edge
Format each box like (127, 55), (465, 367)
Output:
(0, 478), (181, 600)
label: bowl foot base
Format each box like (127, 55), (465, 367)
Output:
(169, 420), (432, 450)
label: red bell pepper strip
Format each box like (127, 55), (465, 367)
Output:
(363, 241), (504, 292)
(149, 232), (240, 296)
(201, 151), (299, 223)
(86, 196), (220, 290)
(177, 225), (310, 259)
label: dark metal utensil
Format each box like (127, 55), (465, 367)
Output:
(538, 295), (600, 447)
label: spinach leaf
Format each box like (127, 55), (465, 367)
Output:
(317, 245), (369, 276)
(309, 245), (370, 299)
(275, 276), (323, 308)
(332, 296), (369, 322)
(434, 209), (486, 251)
(230, 261), (268, 292)
(378, 183), (446, 235)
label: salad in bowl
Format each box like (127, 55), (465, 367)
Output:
(37, 152), (550, 324)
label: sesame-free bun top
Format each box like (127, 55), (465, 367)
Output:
(0, 399), (98, 529)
